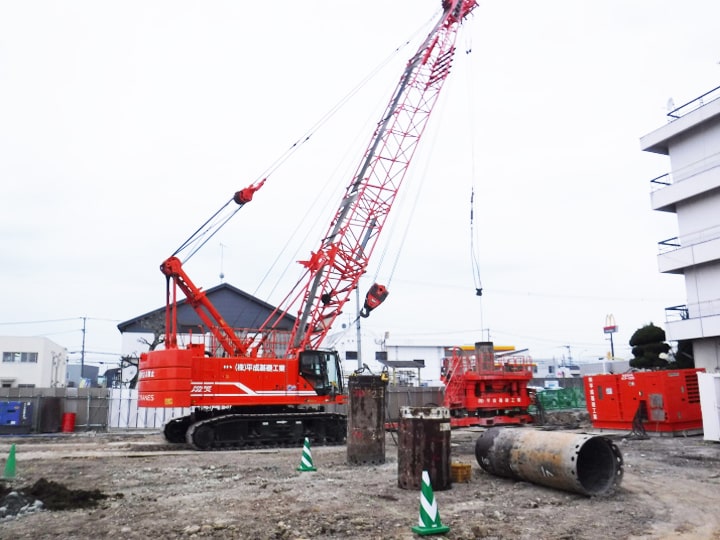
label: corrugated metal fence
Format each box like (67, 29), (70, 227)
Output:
(0, 381), (585, 433)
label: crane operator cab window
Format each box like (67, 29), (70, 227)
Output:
(299, 350), (344, 397)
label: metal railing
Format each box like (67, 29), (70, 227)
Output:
(657, 224), (720, 254)
(665, 304), (690, 322)
(667, 84), (720, 120)
(650, 172), (673, 192)
(665, 300), (720, 322)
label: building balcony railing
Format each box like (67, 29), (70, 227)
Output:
(650, 172), (673, 192)
(665, 299), (720, 322)
(657, 224), (720, 254)
(657, 236), (681, 254)
(665, 305), (689, 322)
(666, 84), (720, 121)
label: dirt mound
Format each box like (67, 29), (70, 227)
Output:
(0, 478), (117, 519)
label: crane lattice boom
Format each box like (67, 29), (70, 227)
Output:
(282, 0), (477, 355)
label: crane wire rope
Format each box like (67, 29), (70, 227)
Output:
(254, 10), (441, 185)
(351, 19), (479, 331)
(225, 14), (440, 325)
(461, 21), (485, 337)
(173, 13), (440, 270)
(372, 20), (480, 292)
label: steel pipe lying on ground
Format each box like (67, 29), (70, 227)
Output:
(475, 427), (623, 496)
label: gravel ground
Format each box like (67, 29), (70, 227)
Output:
(0, 422), (719, 540)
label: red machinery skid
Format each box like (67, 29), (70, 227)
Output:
(442, 343), (534, 428)
(584, 368), (705, 434)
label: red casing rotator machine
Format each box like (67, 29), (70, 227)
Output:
(442, 342), (534, 427)
(138, 1), (479, 449)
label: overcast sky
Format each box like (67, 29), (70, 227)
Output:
(2, 1), (719, 370)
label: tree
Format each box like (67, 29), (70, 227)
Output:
(629, 323), (671, 370)
(120, 320), (165, 389)
(119, 354), (140, 389)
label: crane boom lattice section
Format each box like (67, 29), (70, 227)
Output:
(285, 1), (477, 355)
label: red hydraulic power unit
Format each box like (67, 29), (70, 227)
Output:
(584, 368), (705, 434)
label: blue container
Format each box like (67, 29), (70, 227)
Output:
(0, 401), (34, 433)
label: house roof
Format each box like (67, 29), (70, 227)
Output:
(117, 282), (296, 334)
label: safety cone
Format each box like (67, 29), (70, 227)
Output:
(296, 437), (317, 472)
(3, 444), (16, 479)
(411, 470), (450, 536)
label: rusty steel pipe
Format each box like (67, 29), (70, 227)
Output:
(397, 406), (452, 490)
(475, 427), (623, 496)
(347, 375), (388, 465)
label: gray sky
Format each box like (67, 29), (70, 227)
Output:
(2, 0), (719, 370)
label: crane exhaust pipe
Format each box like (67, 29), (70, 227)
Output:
(475, 427), (623, 496)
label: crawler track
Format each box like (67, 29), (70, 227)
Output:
(164, 409), (346, 451)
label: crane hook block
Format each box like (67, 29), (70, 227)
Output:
(360, 283), (389, 318)
(233, 178), (266, 205)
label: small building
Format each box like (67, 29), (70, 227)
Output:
(0, 336), (67, 388)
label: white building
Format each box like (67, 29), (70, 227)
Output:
(0, 336), (67, 388)
(640, 85), (720, 372)
(328, 329), (447, 385)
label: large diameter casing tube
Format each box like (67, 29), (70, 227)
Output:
(475, 427), (623, 496)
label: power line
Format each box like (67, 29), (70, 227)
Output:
(0, 316), (121, 325)
(0, 317), (81, 325)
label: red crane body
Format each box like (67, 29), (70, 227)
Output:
(137, 0), (478, 450)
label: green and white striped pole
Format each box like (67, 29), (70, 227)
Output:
(297, 437), (317, 472)
(412, 470), (450, 536)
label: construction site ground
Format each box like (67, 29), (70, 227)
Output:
(1, 414), (719, 540)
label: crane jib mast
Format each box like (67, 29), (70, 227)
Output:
(137, 0), (478, 450)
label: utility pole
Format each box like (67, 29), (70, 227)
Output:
(80, 316), (87, 379)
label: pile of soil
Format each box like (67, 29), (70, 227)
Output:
(0, 478), (114, 519)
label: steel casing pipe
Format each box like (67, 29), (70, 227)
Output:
(475, 427), (623, 496)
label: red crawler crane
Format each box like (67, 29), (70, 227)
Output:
(138, 0), (478, 450)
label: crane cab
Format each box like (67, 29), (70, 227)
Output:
(299, 349), (344, 397)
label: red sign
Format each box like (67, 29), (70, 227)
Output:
(603, 326), (618, 334)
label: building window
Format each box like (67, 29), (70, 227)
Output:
(2, 352), (38, 363)
(346, 351), (358, 360)
(17, 384), (35, 388)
